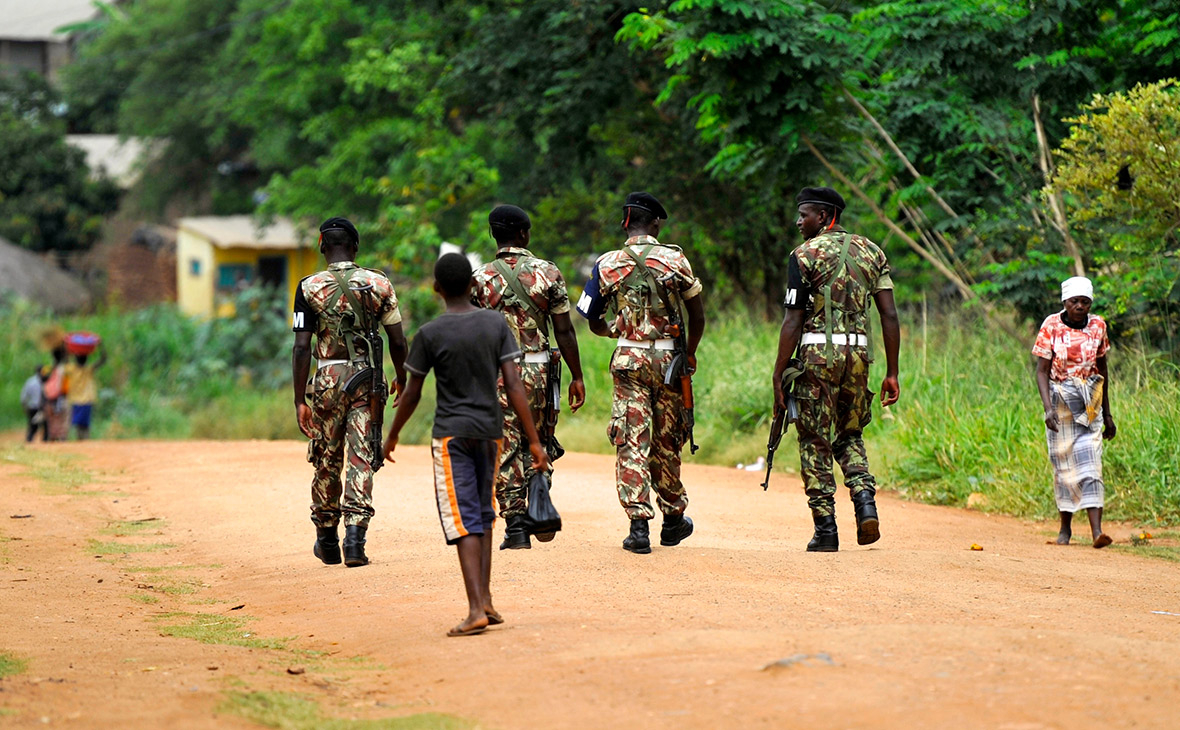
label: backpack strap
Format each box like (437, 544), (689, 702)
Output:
(328, 268), (374, 365)
(819, 233), (875, 362)
(623, 244), (679, 321)
(492, 256), (550, 342)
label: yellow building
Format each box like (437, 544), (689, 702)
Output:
(176, 216), (319, 317)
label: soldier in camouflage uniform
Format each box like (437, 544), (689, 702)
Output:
(577, 192), (706, 554)
(292, 217), (408, 567)
(772, 187), (900, 552)
(471, 204), (586, 550)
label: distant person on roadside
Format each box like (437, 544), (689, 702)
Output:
(1033, 276), (1115, 548)
(383, 253), (548, 637)
(20, 365), (47, 442)
(65, 344), (106, 440)
(772, 186), (900, 552)
(43, 345), (70, 442)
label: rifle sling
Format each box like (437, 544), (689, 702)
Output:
(623, 245), (683, 336)
(820, 232), (874, 362)
(492, 257), (550, 341)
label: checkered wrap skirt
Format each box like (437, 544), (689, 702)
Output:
(1046, 378), (1105, 512)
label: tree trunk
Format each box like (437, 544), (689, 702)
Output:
(1032, 93), (1086, 276)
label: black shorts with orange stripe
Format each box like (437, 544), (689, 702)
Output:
(431, 437), (501, 544)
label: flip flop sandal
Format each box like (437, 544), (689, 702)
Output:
(447, 623), (487, 638)
(485, 609), (504, 626)
(1092, 534), (1113, 549)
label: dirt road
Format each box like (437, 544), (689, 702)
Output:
(1, 440), (1178, 729)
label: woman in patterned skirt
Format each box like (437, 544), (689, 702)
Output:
(1032, 276), (1117, 548)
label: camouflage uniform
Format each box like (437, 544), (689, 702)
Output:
(593, 235), (703, 521)
(471, 246), (570, 518)
(785, 230), (892, 517)
(294, 261), (402, 529)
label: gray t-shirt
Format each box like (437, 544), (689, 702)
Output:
(405, 308), (522, 440)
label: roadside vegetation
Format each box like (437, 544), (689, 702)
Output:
(220, 692), (472, 730)
(4, 297), (1177, 525)
(0, 652), (27, 679)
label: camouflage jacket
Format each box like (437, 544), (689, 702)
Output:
(471, 246), (570, 353)
(593, 235), (703, 341)
(293, 261), (402, 361)
(786, 229), (892, 336)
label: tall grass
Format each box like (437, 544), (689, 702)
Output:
(2, 295), (1176, 524)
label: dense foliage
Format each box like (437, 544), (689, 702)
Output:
(57, 0), (1180, 338)
(1049, 80), (1180, 348)
(0, 74), (120, 252)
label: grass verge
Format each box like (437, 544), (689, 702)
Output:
(155, 612), (292, 651)
(0, 652), (28, 678)
(99, 518), (165, 536)
(87, 539), (174, 556)
(0, 446), (104, 496)
(220, 691), (473, 730)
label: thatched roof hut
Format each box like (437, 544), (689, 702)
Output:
(0, 236), (92, 312)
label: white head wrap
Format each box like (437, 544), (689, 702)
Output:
(1061, 276), (1093, 302)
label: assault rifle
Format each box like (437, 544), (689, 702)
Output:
(663, 306), (699, 455)
(762, 360), (803, 490)
(542, 349), (566, 462)
(341, 282), (388, 473)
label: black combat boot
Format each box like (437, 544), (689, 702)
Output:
(806, 515), (839, 552)
(660, 513), (694, 546)
(342, 525), (369, 567)
(852, 490), (880, 545)
(622, 519), (651, 554)
(313, 525), (341, 565)
(499, 515), (532, 550)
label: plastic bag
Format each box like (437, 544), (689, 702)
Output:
(525, 471), (561, 540)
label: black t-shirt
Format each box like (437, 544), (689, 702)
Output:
(782, 253), (812, 310)
(405, 308), (522, 440)
(292, 283), (317, 332)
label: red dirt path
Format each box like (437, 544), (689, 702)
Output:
(1, 440), (1178, 729)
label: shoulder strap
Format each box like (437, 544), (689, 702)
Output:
(623, 244), (680, 316)
(328, 269), (371, 325)
(492, 257), (550, 341)
(328, 268), (376, 365)
(819, 233), (874, 362)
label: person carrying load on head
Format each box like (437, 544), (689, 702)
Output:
(577, 191), (706, 555)
(772, 186), (900, 552)
(292, 216), (408, 568)
(471, 204), (586, 550)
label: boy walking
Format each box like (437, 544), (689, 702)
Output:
(20, 366), (46, 442)
(384, 253), (547, 637)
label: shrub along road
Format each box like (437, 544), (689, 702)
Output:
(1, 440), (1178, 728)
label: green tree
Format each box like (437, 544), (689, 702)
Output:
(1050, 79), (1180, 346)
(0, 74), (120, 252)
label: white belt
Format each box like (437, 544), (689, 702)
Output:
(522, 352), (550, 364)
(801, 333), (868, 347)
(616, 337), (676, 351)
(316, 359), (350, 369)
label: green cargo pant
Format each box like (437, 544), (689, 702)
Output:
(793, 343), (877, 518)
(608, 346), (689, 521)
(306, 363), (377, 529)
(495, 359), (551, 518)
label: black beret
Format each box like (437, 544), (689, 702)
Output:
(319, 216), (359, 245)
(488, 204), (531, 231)
(795, 187), (846, 212)
(623, 191), (668, 219)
